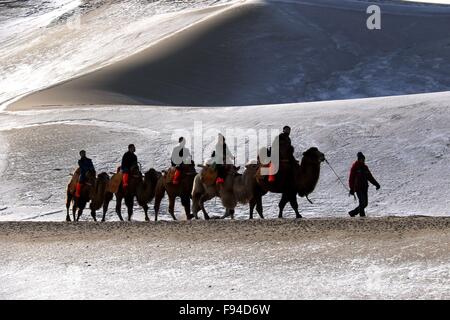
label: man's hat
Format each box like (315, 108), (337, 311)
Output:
(357, 152), (365, 160)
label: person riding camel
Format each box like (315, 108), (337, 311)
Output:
(75, 150), (95, 198)
(171, 137), (192, 185)
(212, 133), (234, 184)
(121, 144), (138, 192)
(268, 126), (296, 182)
(348, 152), (380, 217)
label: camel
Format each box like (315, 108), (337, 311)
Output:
(109, 166), (160, 221)
(154, 164), (197, 221)
(135, 168), (161, 221)
(191, 165), (219, 220)
(89, 172), (114, 222)
(65, 169), (96, 222)
(254, 147), (325, 218)
(217, 163), (263, 219)
(192, 163), (263, 220)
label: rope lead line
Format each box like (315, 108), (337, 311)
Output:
(325, 159), (356, 201)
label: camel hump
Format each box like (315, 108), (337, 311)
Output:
(255, 166), (271, 186)
(162, 167), (177, 184)
(200, 166), (217, 186)
(108, 172), (123, 194)
(68, 168), (80, 194)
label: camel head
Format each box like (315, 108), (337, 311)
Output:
(244, 162), (259, 176)
(144, 168), (160, 184)
(85, 169), (97, 186)
(245, 159), (259, 170)
(130, 165), (142, 178)
(222, 165), (241, 181)
(296, 147), (325, 198)
(301, 147), (325, 165)
(93, 172), (109, 193)
(97, 172), (110, 181)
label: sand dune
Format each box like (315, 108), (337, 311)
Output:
(8, 0), (450, 110)
(1, 217), (449, 299)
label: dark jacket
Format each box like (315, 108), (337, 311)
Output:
(349, 161), (379, 193)
(273, 132), (295, 162)
(121, 151), (137, 173)
(78, 157), (95, 181)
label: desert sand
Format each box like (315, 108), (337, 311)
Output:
(7, 0), (450, 110)
(1, 217), (449, 299)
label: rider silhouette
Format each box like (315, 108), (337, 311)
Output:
(76, 150), (95, 198)
(121, 144), (138, 192)
(171, 137), (192, 185)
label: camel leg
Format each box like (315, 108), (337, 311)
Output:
(115, 194), (124, 221)
(256, 196), (264, 219)
(278, 193), (289, 218)
(221, 208), (232, 219)
(154, 182), (165, 222)
(142, 203), (150, 222)
(289, 194), (302, 218)
(168, 196), (177, 221)
(181, 195), (192, 220)
(90, 209), (97, 222)
(102, 204), (108, 222)
(154, 198), (160, 222)
(201, 205), (210, 220)
(72, 199), (78, 222)
(76, 208), (81, 221)
(76, 198), (86, 221)
(102, 193), (112, 222)
(76, 208), (83, 221)
(249, 199), (256, 219)
(191, 193), (201, 220)
(66, 191), (72, 222)
(154, 193), (163, 222)
(125, 196), (134, 221)
(200, 195), (211, 220)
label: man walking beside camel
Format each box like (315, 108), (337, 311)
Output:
(348, 152), (380, 217)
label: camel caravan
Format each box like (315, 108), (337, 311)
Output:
(66, 126), (326, 222)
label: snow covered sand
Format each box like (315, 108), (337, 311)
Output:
(1, 217), (449, 299)
(0, 0), (239, 109)
(7, 0), (450, 109)
(1, 0), (450, 300)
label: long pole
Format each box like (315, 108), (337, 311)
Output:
(325, 159), (356, 201)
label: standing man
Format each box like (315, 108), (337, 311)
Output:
(76, 150), (95, 198)
(121, 144), (138, 192)
(348, 152), (380, 217)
